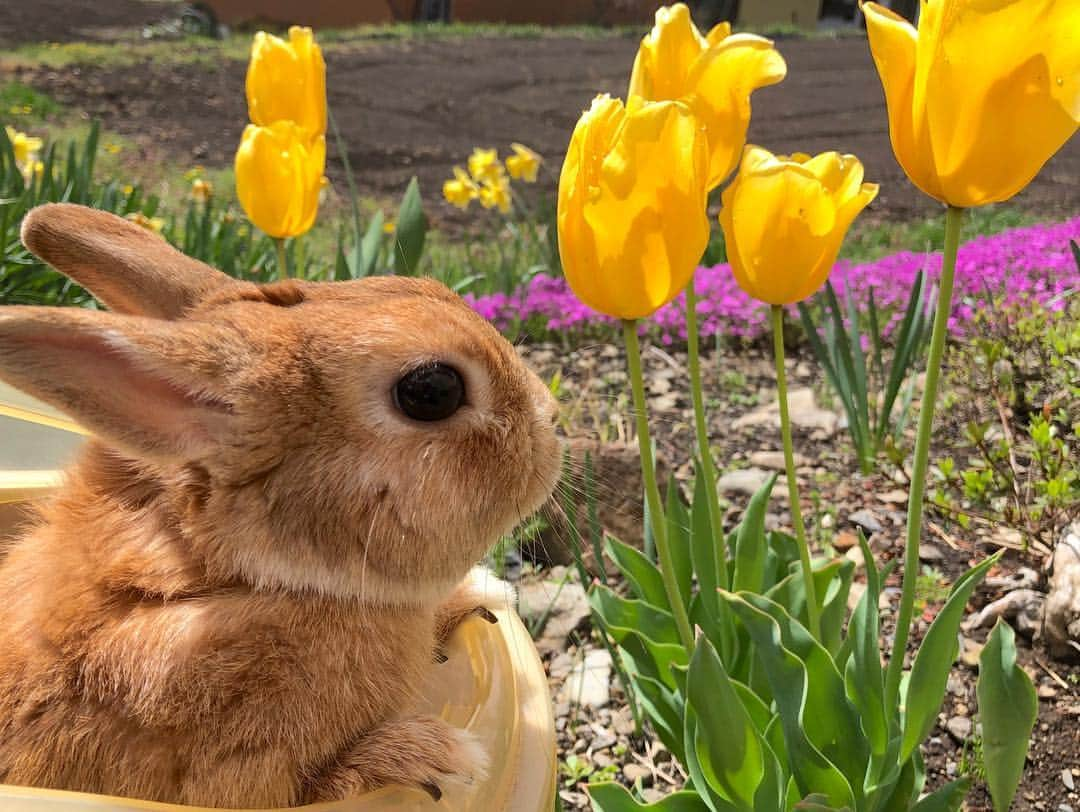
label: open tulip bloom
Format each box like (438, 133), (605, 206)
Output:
(862, 0), (1078, 209)
(628, 2), (787, 191)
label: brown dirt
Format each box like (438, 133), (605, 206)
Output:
(7, 18), (1080, 227)
(0, 0), (177, 47)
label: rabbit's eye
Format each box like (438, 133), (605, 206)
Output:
(394, 363), (465, 422)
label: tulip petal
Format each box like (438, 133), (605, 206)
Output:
(628, 3), (708, 101)
(924, 0), (1080, 206)
(863, 2), (945, 201)
(245, 26), (326, 141)
(559, 96), (709, 320)
(235, 122), (324, 239)
(686, 34), (788, 187)
(720, 146), (874, 306)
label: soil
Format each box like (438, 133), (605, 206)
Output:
(6, 1), (1080, 229)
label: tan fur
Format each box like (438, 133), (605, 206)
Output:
(0, 204), (561, 807)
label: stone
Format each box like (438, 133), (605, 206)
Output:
(1045, 522), (1080, 661)
(834, 530), (860, 550)
(716, 467), (774, 497)
(623, 763), (651, 783)
(878, 489), (909, 505)
(558, 649), (612, 709)
(945, 715), (972, 742)
(848, 508), (885, 535)
(962, 589), (1045, 639)
(1063, 769), (1076, 792)
(517, 578), (591, 656)
(918, 543), (945, 562)
(732, 387), (840, 436)
(748, 450), (808, 471)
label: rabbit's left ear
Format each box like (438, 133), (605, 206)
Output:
(0, 306), (246, 461)
(20, 203), (236, 320)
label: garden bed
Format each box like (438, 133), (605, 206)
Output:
(4, 2), (1079, 230)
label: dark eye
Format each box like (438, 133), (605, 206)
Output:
(393, 363), (465, 422)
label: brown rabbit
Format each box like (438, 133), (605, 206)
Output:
(0, 203), (561, 807)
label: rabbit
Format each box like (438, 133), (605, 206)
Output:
(0, 203), (562, 808)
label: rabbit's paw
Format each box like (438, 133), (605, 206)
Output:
(434, 567), (515, 651)
(307, 715), (487, 802)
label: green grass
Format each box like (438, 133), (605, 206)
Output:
(840, 205), (1034, 263)
(0, 81), (63, 122)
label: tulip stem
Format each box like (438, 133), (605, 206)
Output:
(684, 282), (728, 589)
(771, 305), (821, 641)
(622, 319), (695, 655)
(275, 238), (288, 281)
(885, 205), (963, 707)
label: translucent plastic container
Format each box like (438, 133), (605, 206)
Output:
(0, 382), (556, 812)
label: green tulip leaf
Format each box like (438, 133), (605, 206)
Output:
(605, 535), (669, 609)
(978, 620), (1037, 812)
(686, 637), (764, 810)
(733, 474), (778, 594)
(901, 551), (1002, 762)
(909, 778), (970, 811)
(666, 475), (694, 608)
(720, 590), (859, 809)
(392, 176), (426, 275)
(588, 782), (715, 812)
(844, 531), (889, 758)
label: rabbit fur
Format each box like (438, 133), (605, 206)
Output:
(0, 203), (561, 807)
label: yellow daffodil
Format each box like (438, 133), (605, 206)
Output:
(628, 3), (786, 190)
(103, 142), (122, 155)
(5, 126), (43, 167)
(720, 146), (878, 305)
(191, 178), (213, 203)
(443, 166), (479, 209)
(235, 121), (326, 239)
(558, 94), (709, 320)
(246, 26), (327, 142)
(863, 0), (1079, 208)
(478, 174), (512, 213)
(505, 142), (542, 182)
(467, 147), (501, 183)
(125, 212), (166, 234)
(383, 220), (396, 234)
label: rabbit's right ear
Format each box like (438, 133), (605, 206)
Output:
(20, 203), (235, 320)
(0, 306), (249, 461)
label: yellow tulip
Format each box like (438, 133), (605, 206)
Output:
(443, 166), (479, 208)
(628, 3), (786, 190)
(558, 94), (709, 320)
(246, 26), (327, 142)
(505, 142), (541, 182)
(235, 121), (326, 239)
(863, 0), (1079, 208)
(720, 146), (878, 305)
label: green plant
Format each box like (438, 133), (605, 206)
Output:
(581, 204), (1035, 811)
(0, 122), (163, 305)
(933, 294), (1079, 551)
(798, 271), (936, 473)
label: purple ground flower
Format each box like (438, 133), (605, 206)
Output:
(467, 218), (1080, 343)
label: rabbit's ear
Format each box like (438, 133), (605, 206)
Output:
(20, 203), (235, 320)
(0, 306), (246, 460)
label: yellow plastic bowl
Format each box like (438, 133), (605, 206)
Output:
(0, 383), (556, 812)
